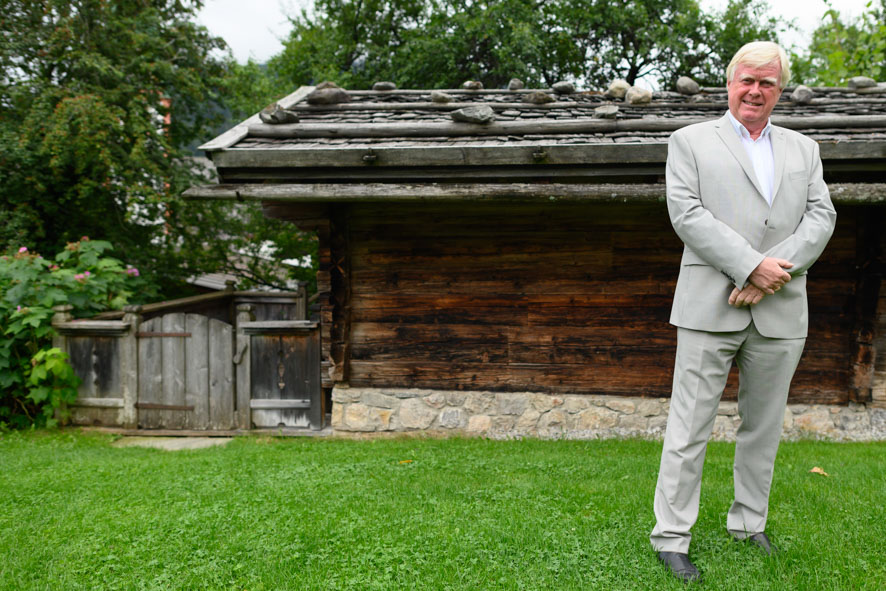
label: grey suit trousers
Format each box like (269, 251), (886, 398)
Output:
(650, 322), (805, 553)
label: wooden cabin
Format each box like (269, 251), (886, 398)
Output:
(186, 81), (886, 438)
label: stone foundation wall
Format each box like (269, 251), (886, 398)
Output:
(331, 386), (886, 441)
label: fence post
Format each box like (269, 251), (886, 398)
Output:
(51, 305), (74, 352)
(120, 305), (141, 429)
(235, 304), (255, 430)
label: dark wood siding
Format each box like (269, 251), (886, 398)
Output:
(337, 201), (855, 404)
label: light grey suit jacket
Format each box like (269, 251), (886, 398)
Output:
(667, 114), (837, 339)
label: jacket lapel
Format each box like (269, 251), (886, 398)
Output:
(770, 127), (787, 202)
(714, 114), (767, 203)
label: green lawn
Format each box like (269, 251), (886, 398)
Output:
(1, 431), (884, 590)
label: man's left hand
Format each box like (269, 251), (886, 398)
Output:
(729, 285), (766, 307)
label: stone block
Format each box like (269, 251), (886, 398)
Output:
(430, 90), (453, 103)
(497, 393), (529, 415)
(530, 393), (558, 412)
(371, 408), (394, 431)
(648, 415), (668, 433)
(462, 80), (484, 90)
(538, 409), (569, 437)
(593, 104), (619, 119)
(331, 402), (344, 428)
(508, 78), (524, 90)
(364, 391), (398, 409)
(790, 85), (813, 104)
(848, 76), (877, 90)
(577, 407), (619, 430)
(523, 91), (555, 104)
(552, 81), (575, 94)
(835, 408), (870, 434)
(446, 391), (468, 407)
(515, 408), (541, 433)
(783, 407), (793, 431)
(712, 415), (737, 440)
(344, 403), (373, 431)
(464, 392), (494, 414)
(675, 76), (700, 95)
(606, 399), (636, 414)
(399, 398), (437, 429)
(618, 413), (648, 432)
(636, 399), (661, 417)
(562, 397), (590, 413)
(451, 105), (495, 124)
(439, 407), (466, 429)
(793, 407), (835, 437)
(332, 387), (361, 403)
(605, 79), (630, 99)
(423, 392), (447, 409)
(625, 86), (652, 104)
(372, 81), (397, 91)
(718, 402), (738, 416)
(467, 415), (492, 433)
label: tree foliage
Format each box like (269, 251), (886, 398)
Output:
(0, 1), (315, 296)
(260, 0), (787, 92)
(792, 0), (885, 85)
(0, 239), (150, 428)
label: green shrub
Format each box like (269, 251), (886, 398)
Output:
(0, 238), (150, 428)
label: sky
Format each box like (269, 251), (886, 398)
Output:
(197, 0), (878, 64)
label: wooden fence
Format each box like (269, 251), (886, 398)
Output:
(51, 291), (323, 431)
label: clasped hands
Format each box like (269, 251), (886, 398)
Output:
(728, 257), (793, 308)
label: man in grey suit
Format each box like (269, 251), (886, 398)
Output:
(651, 41), (836, 583)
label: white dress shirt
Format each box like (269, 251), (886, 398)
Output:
(727, 110), (775, 206)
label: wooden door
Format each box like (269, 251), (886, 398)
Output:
(137, 313), (234, 429)
(249, 329), (321, 429)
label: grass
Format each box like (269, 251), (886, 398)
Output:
(1, 431), (884, 590)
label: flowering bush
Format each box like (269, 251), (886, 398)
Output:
(0, 238), (149, 428)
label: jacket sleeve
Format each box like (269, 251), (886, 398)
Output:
(666, 129), (765, 288)
(763, 141), (836, 274)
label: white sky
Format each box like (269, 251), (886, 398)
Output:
(198, 0), (877, 64)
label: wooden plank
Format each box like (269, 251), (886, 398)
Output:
(234, 305), (254, 429)
(136, 402), (195, 411)
(186, 314), (210, 430)
(209, 141), (886, 169)
(161, 313), (187, 429)
(209, 318), (235, 430)
(72, 397), (124, 408)
(120, 307), (139, 428)
(137, 316), (163, 429)
(250, 399), (312, 409)
(188, 182), (886, 205)
(247, 115), (886, 139)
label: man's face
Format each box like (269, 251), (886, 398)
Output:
(727, 61), (782, 133)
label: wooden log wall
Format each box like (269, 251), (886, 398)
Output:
(294, 201), (857, 404)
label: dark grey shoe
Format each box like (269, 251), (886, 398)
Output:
(657, 551), (703, 583)
(735, 532), (777, 555)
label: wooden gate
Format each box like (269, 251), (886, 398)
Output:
(136, 313), (234, 429)
(235, 305), (322, 429)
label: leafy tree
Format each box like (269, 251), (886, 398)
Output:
(265, 0), (787, 90)
(791, 0), (885, 85)
(0, 0), (228, 292)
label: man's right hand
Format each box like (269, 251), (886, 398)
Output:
(748, 257), (793, 294)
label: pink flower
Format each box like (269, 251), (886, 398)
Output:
(18, 247), (27, 253)
(49, 264), (60, 271)
(84, 271), (91, 276)
(16, 305), (21, 312)
(81, 236), (89, 241)
(74, 273), (86, 281)
(126, 266), (140, 277)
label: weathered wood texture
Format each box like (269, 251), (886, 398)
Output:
(137, 313), (235, 430)
(248, 328), (322, 429)
(303, 201), (862, 404)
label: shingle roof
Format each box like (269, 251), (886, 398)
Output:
(185, 83), (886, 203)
